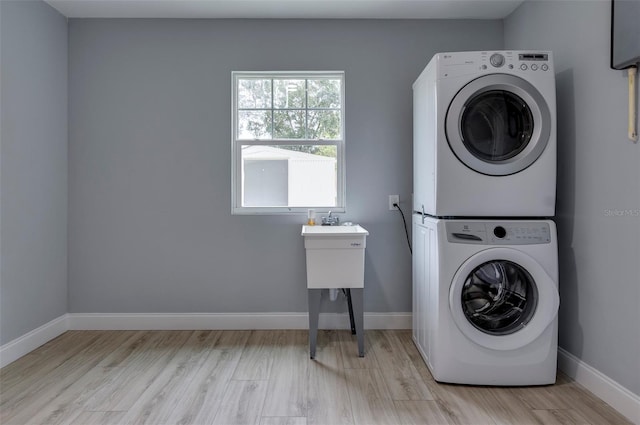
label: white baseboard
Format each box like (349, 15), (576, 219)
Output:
(67, 312), (412, 331)
(558, 347), (640, 424)
(0, 314), (69, 368)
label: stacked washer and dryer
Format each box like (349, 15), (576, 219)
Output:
(412, 51), (560, 386)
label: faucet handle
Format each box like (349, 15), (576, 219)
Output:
(321, 211), (339, 225)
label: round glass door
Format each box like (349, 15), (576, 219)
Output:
(461, 260), (538, 336)
(446, 74), (551, 176)
(449, 247), (559, 351)
(461, 91), (534, 162)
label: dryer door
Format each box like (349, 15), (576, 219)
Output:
(446, 74), (551, 176)
(449, 247), (559, 351)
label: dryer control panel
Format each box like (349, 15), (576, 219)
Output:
(479, 51), (551, 72)
(436, 51), (553, 79)
(446, 222), (551, 245)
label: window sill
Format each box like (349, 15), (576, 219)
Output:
(232, 206), (346, 215)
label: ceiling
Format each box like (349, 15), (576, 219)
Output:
(44, 0), (524, 19)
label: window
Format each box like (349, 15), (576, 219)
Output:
(232, 71), (345, 214)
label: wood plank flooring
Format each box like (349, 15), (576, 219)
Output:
(0, 330), (631, 425)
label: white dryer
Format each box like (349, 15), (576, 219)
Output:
(412, 216), (559, 386)
(413, 51), (557, 217)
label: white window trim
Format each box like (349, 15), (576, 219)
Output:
(231, 71), (346, 215)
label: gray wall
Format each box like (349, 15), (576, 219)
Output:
(68, 19), (502, 314)
(506, 1), (640, 396)
(0, 0), (68, 345)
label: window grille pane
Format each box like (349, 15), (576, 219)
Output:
(238, 79), (272, 109)
(238, 110), (272, 139)
(308, 79), (341, 108)
(307, 110), (341, 139)
(273, 110), (305, 139)
(274, 79), (305, 109)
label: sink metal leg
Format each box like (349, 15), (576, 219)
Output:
(308, 289), (322, 359)
(350, 288), (365, 357)
(346, 289), (356, 335)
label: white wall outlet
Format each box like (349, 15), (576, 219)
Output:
(389, 195), (399, 210)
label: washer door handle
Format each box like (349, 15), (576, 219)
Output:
(451, 233), (483, 241)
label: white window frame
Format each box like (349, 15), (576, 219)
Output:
(231, 71), (345, 215)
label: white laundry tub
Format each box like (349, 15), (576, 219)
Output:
(301, 225), (369, 289)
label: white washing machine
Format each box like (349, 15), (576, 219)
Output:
(412, 216), (559, 386)
(413, 51), (557, 217)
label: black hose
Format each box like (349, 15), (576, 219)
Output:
(394, 203), (412, 254)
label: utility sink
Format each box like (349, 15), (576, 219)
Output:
(302, 224), (369, 358)
(301, 224), (369, 289)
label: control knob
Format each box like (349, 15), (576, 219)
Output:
(490, 53), (505, 68)
(493, 226), (507, 238)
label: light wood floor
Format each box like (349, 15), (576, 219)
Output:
(0, 330), (631, 425)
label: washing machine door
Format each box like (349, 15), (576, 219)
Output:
(449, 247), (559, 351)
(446, 74), (551, 176)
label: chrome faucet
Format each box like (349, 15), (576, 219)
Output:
(321, 210), (340, 226)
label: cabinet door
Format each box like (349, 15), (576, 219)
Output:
(412, 219), (422, 342)
(412, 220), (428, 354)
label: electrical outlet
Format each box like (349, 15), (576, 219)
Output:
(389, 195), (399, 210)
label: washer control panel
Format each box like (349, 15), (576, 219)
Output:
(446, 222), (551, 245)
